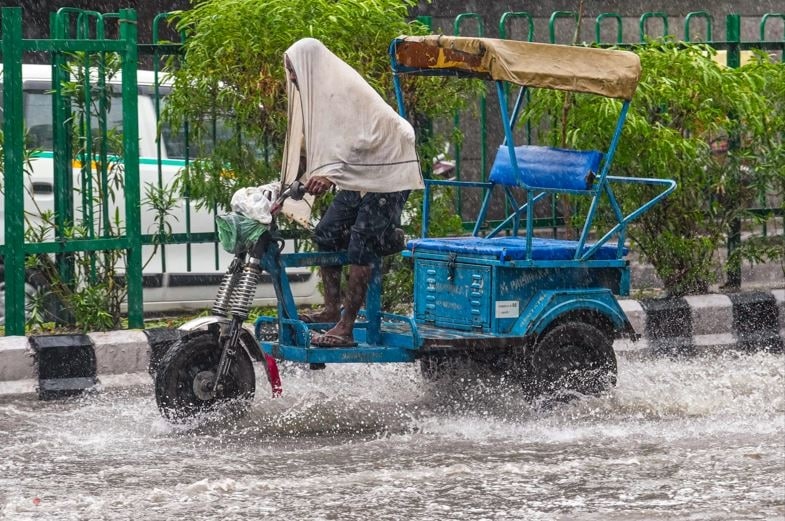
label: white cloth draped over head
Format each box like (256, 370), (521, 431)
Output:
(280, 38), (423, 225)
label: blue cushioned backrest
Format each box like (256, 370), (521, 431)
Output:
(489, 145), (604, 191)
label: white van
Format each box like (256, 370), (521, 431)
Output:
(0, 63), (321, 322)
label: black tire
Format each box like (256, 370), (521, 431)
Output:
(527, 321), (617, 400)
(154, 331), (256, 423)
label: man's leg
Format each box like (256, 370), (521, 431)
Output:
(320, 264), (371, 341)
(312, 191), (405, 346)
(307, 191), (360, 323)
(309, 265), (342, 322)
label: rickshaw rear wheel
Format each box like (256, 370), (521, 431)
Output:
(155, 331), (256, 423)
(526, 321), (617, 401)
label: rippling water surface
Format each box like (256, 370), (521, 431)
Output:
(1, 352), (783, 520)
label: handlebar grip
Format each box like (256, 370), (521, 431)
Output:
(288, 180), (306, 201)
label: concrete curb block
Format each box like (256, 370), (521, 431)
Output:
(0, 330), (152, 396)
(615, 289), (785, 355)
(1, 290), (783, 395)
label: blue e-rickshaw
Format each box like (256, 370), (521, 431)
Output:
(154, 36), (675, 422)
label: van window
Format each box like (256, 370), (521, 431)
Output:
(23, 86), (125, 151)
(24, 90), (55, 150)
(157, 95), (235, 160)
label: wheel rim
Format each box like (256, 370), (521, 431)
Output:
(156, 333), (256, 422)
(192, 370), (216, 401)
(173, 347), (220, 408)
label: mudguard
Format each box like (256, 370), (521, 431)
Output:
(511, 289), (634, 339)
(179, 316), (282, 397)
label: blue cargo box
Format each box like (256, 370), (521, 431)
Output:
(406, 237), (629, 334)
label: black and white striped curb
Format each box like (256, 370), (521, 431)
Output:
(0, 289), (782, 396)
(615, 289), (785, 355)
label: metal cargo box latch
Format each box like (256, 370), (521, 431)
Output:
(447, 252), (457, 282)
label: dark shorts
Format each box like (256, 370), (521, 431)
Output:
(313, 190), (408, 265)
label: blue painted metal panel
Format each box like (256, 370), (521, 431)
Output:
(411, 251), (627, 336)
(494, 267), (626, 334)
(414, 260), (491, 330)
(262, 342), (416, 364)
(511, 288), (631, 337)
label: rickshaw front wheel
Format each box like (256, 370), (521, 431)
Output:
(155, 331), (256, 423)
(526, 321), (617, 401)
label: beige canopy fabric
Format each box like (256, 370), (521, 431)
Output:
(394, 35), (641, 100)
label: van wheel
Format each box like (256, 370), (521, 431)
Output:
(526, 321), (617, 400)
(0, 267), (66, 326)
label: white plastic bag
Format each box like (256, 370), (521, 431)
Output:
(230, 182), (280, 224)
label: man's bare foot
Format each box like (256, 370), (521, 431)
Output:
(310, 332), (357, 348)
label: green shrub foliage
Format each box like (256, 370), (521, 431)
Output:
(523, 40), (785, 295)
(164, 0), (474, 211)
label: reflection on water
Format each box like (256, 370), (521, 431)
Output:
(1, 352), (783, 521)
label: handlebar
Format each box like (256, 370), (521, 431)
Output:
(271, 180), (307, 215)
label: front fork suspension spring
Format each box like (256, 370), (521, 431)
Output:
(229, 259), (261, 320)
(212, 270), (241, 317)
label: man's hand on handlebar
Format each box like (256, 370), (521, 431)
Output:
(304, 175), (333, 196)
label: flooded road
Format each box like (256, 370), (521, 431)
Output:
(1, 351), (783, 520)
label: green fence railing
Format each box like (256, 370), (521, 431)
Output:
(1, 6), (143, 335)
(1, 7), (783, 334)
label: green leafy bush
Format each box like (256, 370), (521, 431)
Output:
(523, 40), (785, 295)
(164, 0), (475, 212)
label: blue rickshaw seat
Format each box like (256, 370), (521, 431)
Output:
(489, 145), (604, 191)
(407, 236), (626, 261)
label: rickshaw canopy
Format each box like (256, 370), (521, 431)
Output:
(392, 35), (641, 100)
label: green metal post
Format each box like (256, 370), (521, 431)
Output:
(760, 13), (785, 60)
(120, 8), (144, 328)
(2, 7), (27, 335)
(52, 9), (75, 296)
(499, 11), (534, 41)
(549, 11), (578, 43)
(152, 12), (170, 273)
(415, 15), (432, 31)
(639, 12), (669, 42)
(726, 13), (742, 289)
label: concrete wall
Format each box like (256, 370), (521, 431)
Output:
(411, 1), (785, 42)
(0, 0), (188, 43)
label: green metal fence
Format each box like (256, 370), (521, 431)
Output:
(1, 6), (143, 335)
(0, 6), (231, 336)
(0, 7), (782, 335)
